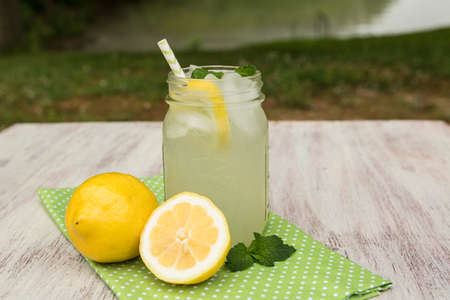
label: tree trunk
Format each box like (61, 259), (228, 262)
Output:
(0, 0), (21, 51)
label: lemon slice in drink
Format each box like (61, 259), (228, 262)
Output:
(185, 80), (230, 144)
(139, 192), (231, 284)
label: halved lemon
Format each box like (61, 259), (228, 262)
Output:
(139, 192), (231, 284)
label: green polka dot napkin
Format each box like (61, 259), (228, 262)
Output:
(38, 174), (392, 300)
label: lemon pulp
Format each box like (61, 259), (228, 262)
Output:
(140, 192), (231, 284)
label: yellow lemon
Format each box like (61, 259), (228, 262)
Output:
(185, 80), (230, 145)
(140, 192), (231, 284)
(65, 172), (158, 263)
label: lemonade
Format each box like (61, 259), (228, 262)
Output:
(163, 66), (268, 245)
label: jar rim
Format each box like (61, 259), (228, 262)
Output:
(166, 96), (264, 108)
(167, 65), (261, 83)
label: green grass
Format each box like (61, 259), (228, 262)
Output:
(1, 28), (449, 127)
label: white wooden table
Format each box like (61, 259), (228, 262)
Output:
(0, 121), (449, 299)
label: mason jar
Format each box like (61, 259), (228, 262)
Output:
(163, 65), (268, 245)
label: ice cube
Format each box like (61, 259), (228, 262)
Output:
(221, 71), (242, 81)
(165, 108), (215, 139)
(204, 73), (218, 80)
(220, 71), (259, 103)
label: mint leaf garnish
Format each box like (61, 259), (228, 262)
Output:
(225, 243), (255, 272)
(225, 233), (296, 272)
(191, 68), (224, 79)
(235, 65), (256, 77)
(248, 233), (296, 266)
(209, 71), (224, 79)
(191, 68), (209, 79)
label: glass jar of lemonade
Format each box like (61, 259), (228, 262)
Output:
(163, 65), (268, 245)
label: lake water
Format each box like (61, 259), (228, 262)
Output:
(338, 0), (450, 36)
(85, 0), (450, 51)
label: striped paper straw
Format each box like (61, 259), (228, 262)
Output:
(157, 39), (185, 78)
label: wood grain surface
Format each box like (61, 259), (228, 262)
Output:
(0, 121), (449, 299)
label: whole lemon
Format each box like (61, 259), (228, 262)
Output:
(65, 172), (158, 263)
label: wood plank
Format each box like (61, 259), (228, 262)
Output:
(0, 121), (449, 299)
(0, 122), (163, 299)
(269, 121), (450, 299)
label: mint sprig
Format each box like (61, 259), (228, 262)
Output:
(235, 65), (256, 77)
(209, 71), (224, 79)
(225, 233), (296, 272)
(225, 243), (255, 272)
(191, 67), (224, 79)
(248, 233), (296, 266)
(191, 68), (208, 79)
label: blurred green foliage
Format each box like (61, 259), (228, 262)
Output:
(1, 28), (449, 127)
(19, 0), (89, 50)
(14, 0), (394, 51)
(16, 0), (137, 50)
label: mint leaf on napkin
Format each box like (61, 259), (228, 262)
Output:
(226, 233), (296, 272)
(249, 233), (296, 266)
(225, 243), (255, 272)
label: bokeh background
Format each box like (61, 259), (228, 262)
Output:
(1, 0), (449, 129)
